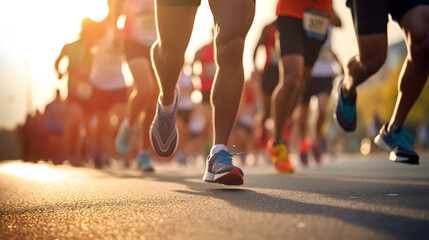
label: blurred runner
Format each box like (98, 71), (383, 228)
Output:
(297, 19), (341, 166)
(252, 21), (278, 149)
(229, 73), (263, 165)
(114, 0), (159, 172)
(42, 89), (67, 165)
(88, 1), (128, 168)
(270, 0), (333, 173)
(175, 65), (194, 166)
(149, 0), (255, 185)
(54, 17), (97, 166)
(335, 0), (429, 164)
(192, 38), (215, 156)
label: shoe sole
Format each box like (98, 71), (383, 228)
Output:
(142, 168), (155, 173)
(203, 168), (244, 185)
(274, 163), (294, 173)
(149, 88), (180, 159)
(276, 167), (294, 173)
(277, 170), (294, 173)
(150, 126), (179, 159)
(389, 156), (419, 165)
(334, 109), (356, 132)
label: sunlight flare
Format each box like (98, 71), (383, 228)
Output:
(0, 163), (64, 181)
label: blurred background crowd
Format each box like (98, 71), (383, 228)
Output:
(0, 0), (428, 170)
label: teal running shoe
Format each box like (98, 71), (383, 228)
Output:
(374, 124), (419, 164)
(138, 153), (154, 172)
(115, 120), (134, 155)
(334, 77), (357, 132)
(203, 146), (244, 185)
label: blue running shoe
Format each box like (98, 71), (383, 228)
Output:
(115, 120), (134, 155)
(150, 87), (179, 158)
(138, 152), (154, 172)
(334, 77), (357, 132)
(374, 124), (419, 164)
(203, 146), (244, 185)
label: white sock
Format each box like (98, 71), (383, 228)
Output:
(159, 91), (177, 114)
(210, 144), (228, 157)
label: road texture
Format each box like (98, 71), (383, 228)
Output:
(1, 153), (428, 240)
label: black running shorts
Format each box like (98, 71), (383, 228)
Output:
(90, 86), (128, 113)
(301, 76), (333, 104)
(157, 0), (255, 6)
(347, 0), (429, 35)
(157, 0), (201, 6)
(276, 16), (325, 67)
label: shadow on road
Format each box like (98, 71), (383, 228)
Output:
(126, 172), (428, 240)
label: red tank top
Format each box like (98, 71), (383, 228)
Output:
(276, 0), (332, 19)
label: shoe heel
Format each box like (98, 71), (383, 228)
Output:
(374, 135), (393, 152)
(203, 172), (215, 182)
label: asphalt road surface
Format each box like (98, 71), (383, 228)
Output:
(1, 153), (428, 240)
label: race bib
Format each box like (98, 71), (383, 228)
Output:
(303, 9), (330, 41)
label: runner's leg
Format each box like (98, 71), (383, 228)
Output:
(151, 3), (198, 106)
(388, 6), (429, 130)
(209, 0), (255, 145)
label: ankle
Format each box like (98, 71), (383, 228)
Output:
(341, 84), (356, 100)
(210, 144), (228, 157)
(159, 91), (177, 114)
(387, 123), (401, 133)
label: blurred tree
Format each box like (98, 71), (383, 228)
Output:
(359, 59), (429, 127)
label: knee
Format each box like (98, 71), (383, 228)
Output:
(216, 36), (245, 66)
(282, 69), (304, 92)
(410, 34), (429, 66)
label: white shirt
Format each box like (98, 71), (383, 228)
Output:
(90, 25), (127, 91)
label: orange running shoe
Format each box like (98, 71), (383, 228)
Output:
(269, 139), (294, 173)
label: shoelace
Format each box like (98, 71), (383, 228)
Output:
(216, 146), (243, 165)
